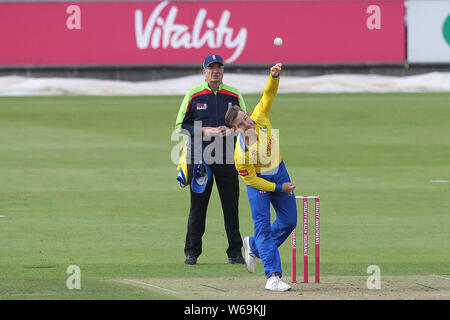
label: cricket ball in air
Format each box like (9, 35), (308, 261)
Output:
(274, 37), (283, 47)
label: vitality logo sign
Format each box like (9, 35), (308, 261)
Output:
(135, 1), (247, 63)
(443, 15), (450, 46)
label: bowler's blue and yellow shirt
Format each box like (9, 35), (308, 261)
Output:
(234, 75), (284, 192)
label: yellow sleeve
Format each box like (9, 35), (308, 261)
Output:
(236, 162), (277, 192)
(235, 140), (279, 192)
(251, 75), (279, 122)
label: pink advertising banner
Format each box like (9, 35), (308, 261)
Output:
(0, 1), (405, 66)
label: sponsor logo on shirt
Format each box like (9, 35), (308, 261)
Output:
(239, 170), (249, 176)
(266, 137), (272, 155)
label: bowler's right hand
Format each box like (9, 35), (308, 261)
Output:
(270, 63), (282, 77)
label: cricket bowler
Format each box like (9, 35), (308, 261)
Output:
(225, 63), (297, 292)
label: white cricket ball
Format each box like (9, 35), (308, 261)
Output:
(274, 37), (283, 47)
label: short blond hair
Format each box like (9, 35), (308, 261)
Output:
(225, 105), (242, 127)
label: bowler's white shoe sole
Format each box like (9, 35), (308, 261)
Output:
(243, 237), (256, 273)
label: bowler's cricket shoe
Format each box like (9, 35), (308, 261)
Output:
(243, 236), (257, 273)
(265, 273), (292, 292)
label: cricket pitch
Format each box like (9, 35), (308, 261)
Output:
(116, 275), (450, 300)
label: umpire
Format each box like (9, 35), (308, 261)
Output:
(175, 54), (246, 265)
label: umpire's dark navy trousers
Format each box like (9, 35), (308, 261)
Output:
(184, 163), (243, 259)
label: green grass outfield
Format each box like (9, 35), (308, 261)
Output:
(0, 93), (449, 299)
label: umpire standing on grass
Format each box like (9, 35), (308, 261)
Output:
(175, 54), (247, 265)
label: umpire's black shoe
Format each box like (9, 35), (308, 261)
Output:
(185, 255), (197, 265)
(228, 256), (245, 264)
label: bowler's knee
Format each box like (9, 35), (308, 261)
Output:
(285, 215), (297, 233)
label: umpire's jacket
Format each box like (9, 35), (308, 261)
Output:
(175, 81), (246, 165)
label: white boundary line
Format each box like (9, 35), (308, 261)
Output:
(119, 279), (177, 295)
